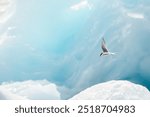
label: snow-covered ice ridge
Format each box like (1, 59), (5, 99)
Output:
(70, 80), (150, 100)
(0, 80), (60, 100)
(1, 80), (150, 100)
(0, 87), (26, 100)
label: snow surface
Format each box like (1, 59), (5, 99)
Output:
(70, 80), (150, 100)
(1, 80), (150, 100)
(0, 87), (26, 100)
(0, 80), (60, 100)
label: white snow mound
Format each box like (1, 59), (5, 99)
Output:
(0, 87), (26, 100)
(0, 80), (60, 100)
(70, 80), (150, 100)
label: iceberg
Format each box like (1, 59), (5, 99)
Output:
(70, 80), (150, 100)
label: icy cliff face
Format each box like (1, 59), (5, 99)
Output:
(0, 0), (150, 99)
(70, 80), (150, 100)
(64, 0), (150, 98)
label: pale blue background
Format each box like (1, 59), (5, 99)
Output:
(0, 0), (150, 99)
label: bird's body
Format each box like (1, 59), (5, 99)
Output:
(100, 38), (115, 56)
(100, 52), (109, 56)
(100, 52), (116, 56)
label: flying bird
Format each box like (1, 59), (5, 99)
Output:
(100, 37), (116, 56)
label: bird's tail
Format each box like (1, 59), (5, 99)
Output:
(109, 52), (117, 55)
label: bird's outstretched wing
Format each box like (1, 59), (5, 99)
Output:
(101, 38), (108, 52)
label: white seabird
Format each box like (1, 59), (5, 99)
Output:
(100, 37), (116, 56)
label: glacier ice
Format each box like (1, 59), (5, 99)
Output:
(0, 87), (26, 100)
(63, 0), (150, 99)
(0, 0), (15, 23)
(0, 80), (60, 100)
(70, 80), (150, 100)
(2, 80), (150, 100)
(0, 0), (150, 100)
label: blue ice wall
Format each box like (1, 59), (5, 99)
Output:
(62, 0), (150, 98)
(0, 0), (150, 99)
